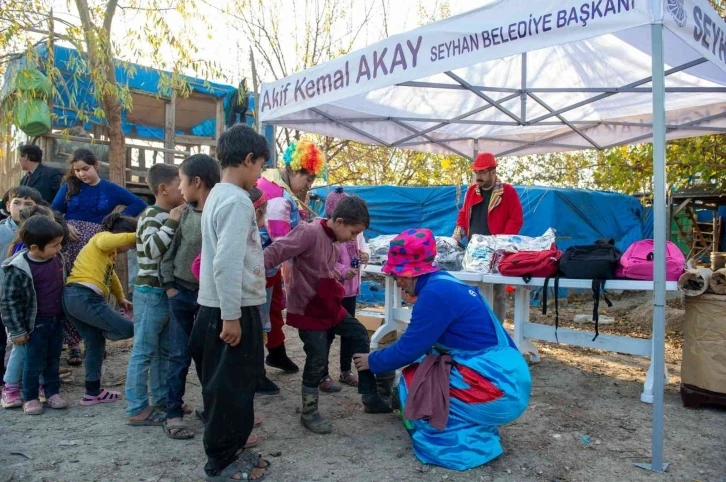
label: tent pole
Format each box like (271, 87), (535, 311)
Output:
(635, 21), (670, 474)
(521, 53), (527, 124)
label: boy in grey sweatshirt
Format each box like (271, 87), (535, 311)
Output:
(188, 125), (269, 481)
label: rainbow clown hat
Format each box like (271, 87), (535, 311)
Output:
(282, 140), (326, 178)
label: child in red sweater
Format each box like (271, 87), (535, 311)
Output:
(263, 196), (392, 434)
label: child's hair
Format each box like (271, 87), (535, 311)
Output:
(179, 154), (221, 190)
(14, 205), (71, 250)
(216, 124), (270, 168)
(18, 144), (43, 163)
(0, 189), (10, 218)
(101, 213), (138, 233)
(147, 163), (180, 195)
(248, 187), (266, 208)
(18, 205), (54, 223)
(64, 148), (99, 200)
(18, 216), (64, 251)
(331, 196), (370, 228)
(6, 186), (43, 205)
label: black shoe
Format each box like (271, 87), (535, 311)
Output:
(265, 344), (299, 374)
(256, 375), (281, 396)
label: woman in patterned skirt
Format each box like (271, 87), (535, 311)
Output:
(52, 148), (146, 365)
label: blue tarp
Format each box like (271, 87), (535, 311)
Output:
(3, 45), (236, 141)
(310, 185), (645, 252)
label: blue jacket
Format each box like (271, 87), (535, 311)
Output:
(52, 180), (146, 224)
(368, 271), (515, 374)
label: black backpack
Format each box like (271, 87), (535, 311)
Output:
(559, 238), (622, 280)
(544, 239), (622, 341)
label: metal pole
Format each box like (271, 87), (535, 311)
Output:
(635, 21), (669, 474)
(521, 53), (527, 124)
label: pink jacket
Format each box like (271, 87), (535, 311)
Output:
(335, 233), (369, 298)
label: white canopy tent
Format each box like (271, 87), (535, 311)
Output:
(260, 0), (726, 472)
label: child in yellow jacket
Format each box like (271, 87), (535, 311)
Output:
(64, 213), (137, 406)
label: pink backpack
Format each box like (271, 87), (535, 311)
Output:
(616, 240), (685, 281)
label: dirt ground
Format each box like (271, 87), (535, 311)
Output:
(1, 292), (725, 482)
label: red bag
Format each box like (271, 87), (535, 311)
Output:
(498, 246), (562, 279)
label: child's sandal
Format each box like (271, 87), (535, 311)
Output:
(80, 389), (121, 406)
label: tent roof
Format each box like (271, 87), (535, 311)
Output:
(260, 0), (726, 159)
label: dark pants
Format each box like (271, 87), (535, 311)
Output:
(323, 297), (357, 378)
(166, 285), (199, 420)
(23, 316), (63, 401)
(189, 306), (263, 476)
(0, 326), (6, 382)
(299, 315), (375, 394)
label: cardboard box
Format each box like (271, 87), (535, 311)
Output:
(357, 307), (398, 345)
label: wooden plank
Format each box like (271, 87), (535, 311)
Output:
(164, 91), (176, 164)
(176, 134), (216, 147)
(210, 97), (224, 157)
(43, 133), (188, 156)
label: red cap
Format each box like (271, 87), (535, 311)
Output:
(472, 152), (497, 171)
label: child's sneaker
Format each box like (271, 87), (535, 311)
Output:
(46, 394), (68, 409)
(1, 384), (22, 408)
(23, 399), (44, 415)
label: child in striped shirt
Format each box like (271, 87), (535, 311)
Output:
(125, 163), (184, 426)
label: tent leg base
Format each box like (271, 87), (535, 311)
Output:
(633, 462), (670, 473)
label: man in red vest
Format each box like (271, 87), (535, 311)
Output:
(452, 152), (523, 322)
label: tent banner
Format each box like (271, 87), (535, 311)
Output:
(260, 0), (652, 121)
(663, 0), (726, 75)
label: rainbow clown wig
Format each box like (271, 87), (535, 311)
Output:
(282, 140), (326, 178)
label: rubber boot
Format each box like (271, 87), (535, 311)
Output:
(362, 392), (393, 413)
(374, 372), (396, 409)
(301, 386), (332, 434)
(266, 343), (300, 374)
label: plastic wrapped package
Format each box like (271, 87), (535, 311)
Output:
(435, 236), (466, 271)
(368, 235), (397, 265)
(367, 234), (465, 271)
(463, 228), (557, 273)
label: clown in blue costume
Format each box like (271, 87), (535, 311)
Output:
(353, 228), (531, 471)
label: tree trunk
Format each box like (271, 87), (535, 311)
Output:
(103, 93), (126, 186)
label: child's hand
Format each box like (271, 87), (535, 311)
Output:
(166, 288), (179, 299)
(360, 252), (369, 266)
(220, 320), (242, 346)
(68, 224), (80, 242)
(345, 269), (359, 280)
(169, 205), (185, 222)
(12, 334), (29, 345)
(119, 299), (133, 313)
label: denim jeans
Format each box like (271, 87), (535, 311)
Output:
(23, 316), (63, 401)
(166, 285), (199, 420)
(4, 344), (45, 386)
(125, 288), (170, 417)
(63, 284), (135, 386)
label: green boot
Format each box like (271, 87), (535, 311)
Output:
(301, 386), (332, 434)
